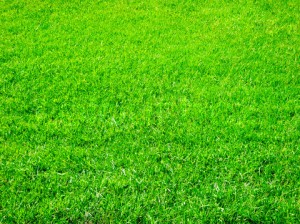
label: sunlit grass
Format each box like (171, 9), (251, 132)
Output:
(1, 0), (299, 222)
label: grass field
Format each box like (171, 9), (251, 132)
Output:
(1, 0), (300, 222)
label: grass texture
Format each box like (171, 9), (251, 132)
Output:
(1, 0), (300, 223)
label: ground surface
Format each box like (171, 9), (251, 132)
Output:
(1, 0), (300, 223)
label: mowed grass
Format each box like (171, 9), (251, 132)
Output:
(1, 0), (300, 222)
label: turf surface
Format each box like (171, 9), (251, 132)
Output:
(1, 0), (300, 222)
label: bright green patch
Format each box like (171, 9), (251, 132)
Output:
(1, 0), (299, 222)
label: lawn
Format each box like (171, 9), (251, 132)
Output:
(0, 0), (299, 222)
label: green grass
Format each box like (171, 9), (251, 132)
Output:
(1, 0), (300, 222)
